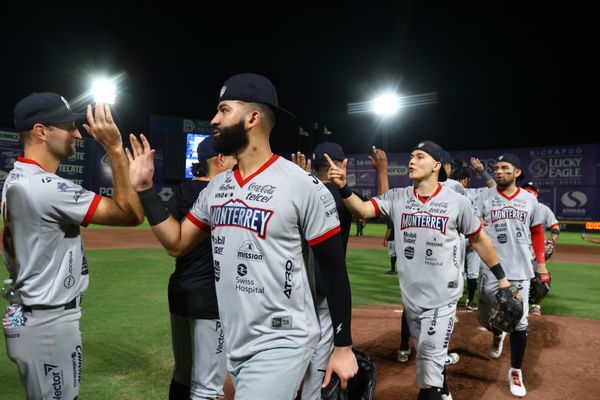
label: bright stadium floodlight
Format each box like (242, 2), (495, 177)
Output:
(91, 78), (117, 104)
(372, 93), (401, 116)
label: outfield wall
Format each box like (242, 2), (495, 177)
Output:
(1, 117), (598, 222)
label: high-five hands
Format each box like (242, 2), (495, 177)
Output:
(82, 102), (122, 150)
(126, 134), (156, 192)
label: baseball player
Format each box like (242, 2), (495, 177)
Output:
(447, 157), (497, 310)
(292, 141), (356, 400)
(521, 181), (560, 316)
(327, 140), (516, 400)
(369, 146), (460, 367)
(2, 93), (144, 399)
(167, 135), (236, 399)
(129, 73), (357, 399)
(473, 153), (549, 397)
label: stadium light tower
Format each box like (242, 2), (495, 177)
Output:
(91, 78), (117, 105)
(372, 93), (401, 151)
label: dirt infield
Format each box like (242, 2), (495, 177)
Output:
(81, 230), (600, 399)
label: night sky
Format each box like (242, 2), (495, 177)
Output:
(0, 4), (595, 155)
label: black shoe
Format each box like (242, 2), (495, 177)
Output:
(386, 270), (397, 275)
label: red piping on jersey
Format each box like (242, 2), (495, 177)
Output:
(370, 198), (381, 218)
(233, 154), (279, 187)
(413, 184), (443, 204)
(308, 225), (341, 247)
(465, 224), (483, 238)
(530, 224), (545, 264)
(81, 194), (102, 227)
(17, 156), (48, 172)
(186, 213), (211, 232)
(497, 186), (520, 201)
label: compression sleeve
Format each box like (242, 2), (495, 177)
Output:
(530, 224), (546, 264)
(311, 232), (352, 346)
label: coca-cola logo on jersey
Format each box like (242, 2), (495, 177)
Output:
(248, 182), (276, 194)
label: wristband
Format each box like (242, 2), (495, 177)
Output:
(479, 169), (493, 182)
(339, 184), (353, 199)
(138, 188), (169, 226)
(490, 263), (506, 280)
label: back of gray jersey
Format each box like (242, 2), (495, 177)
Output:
(539, 203), (559, 232)
(442, 178), (466, 196)
(1, 158), (100, 305)
(473, 187), (543, 280)
(372, 184), (481, 309)
(188, 155), (340, 361)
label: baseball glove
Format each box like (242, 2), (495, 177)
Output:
(321, 348), (376, 400)
(544, 239), (555, 260)
(488, 284), (524, 332)
(529, 271), (551, 304)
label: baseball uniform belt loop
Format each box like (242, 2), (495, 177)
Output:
(22, 295), (82, 313)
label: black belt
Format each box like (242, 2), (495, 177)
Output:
(22, 296), (81, 313)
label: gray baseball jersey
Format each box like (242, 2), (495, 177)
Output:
(2, 157), (99, 306)
(188, 155), (340, 361)
(472, 187), (543, 280)
(371, 184), (482, 309)
(442, 178), (466, 195)
(539, 202), (559, 232)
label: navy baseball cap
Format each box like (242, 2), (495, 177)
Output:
(14, 92), (85, 132)
(313, 141), (344, 163)
(440, 149), (452, 164)
(522, 181), (539, 193)
(218, 73), (295, 120)
(196, 136), (219, 163)
(496, 153), (522, 169)
(412, 140), (447, 181)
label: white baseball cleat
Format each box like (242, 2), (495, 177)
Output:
(490, 331), (507, 359)
(441, 393), (453, 400)
(445, 352), (460, 365)
(397, 348), (412, 363)
(508, 367), (527, 397)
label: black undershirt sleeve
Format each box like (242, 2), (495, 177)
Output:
(311, 232), (352, 346)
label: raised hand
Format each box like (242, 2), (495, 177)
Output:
(82, 102), (122, 150)
(324, 153), (348, 188)
(368, 146), (388, 173)
(126, 134), (156, 192)
(469, 157), (485, 172)
(291, 151), (311, 173)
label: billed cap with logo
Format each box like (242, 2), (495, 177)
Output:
(412, 140), (448, 181)
(14, 92), (85, 132)
(313, 141), (344, 163)
(496, 153), (522, 169)
(196, 135), (219, 163)
(218, 73), (295, 120)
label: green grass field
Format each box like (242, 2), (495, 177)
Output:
(0, 243), (598, 397)
(354, 222), (600, 246)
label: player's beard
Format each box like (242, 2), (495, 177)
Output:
(213, 119), (249, 155)
(495, 174), (515, 190)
